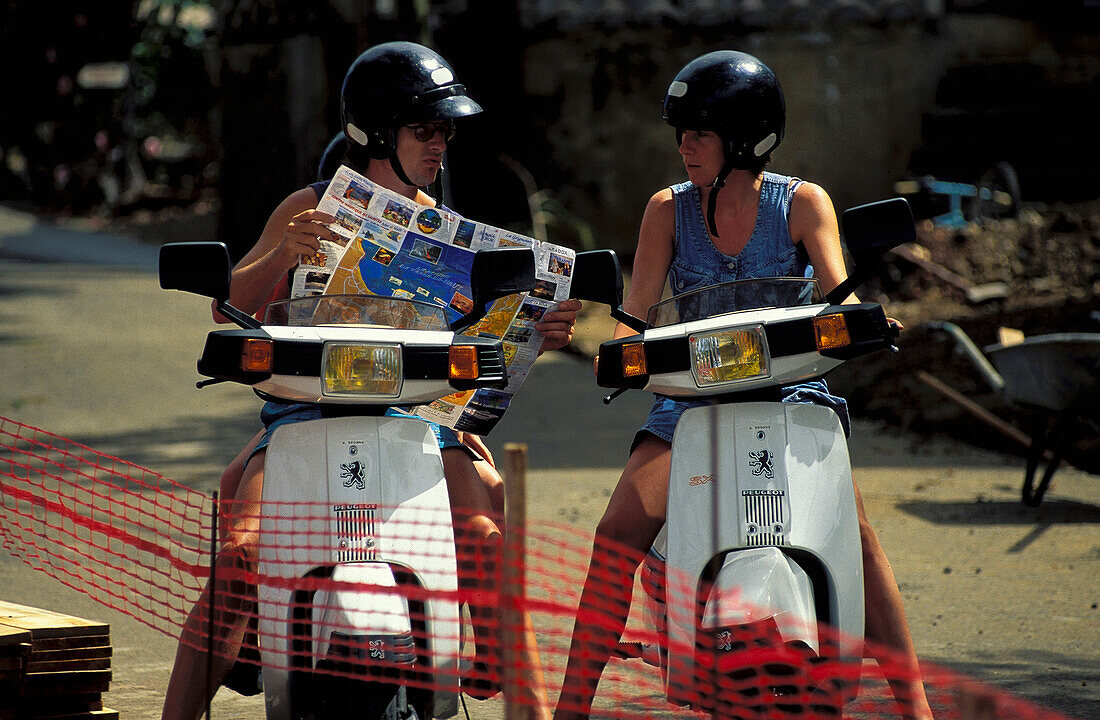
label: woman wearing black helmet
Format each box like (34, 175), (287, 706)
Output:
(162, 41), (569, 720)
(555, 51), (932, 720)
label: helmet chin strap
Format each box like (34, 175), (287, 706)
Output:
(706, 161), (735, 237)
(389, 155), (417, 189)
(388, 153), (444, 207)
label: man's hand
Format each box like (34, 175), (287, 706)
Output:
(536, 299), (582, 355)
(457, 432), (495, 467)
(279, 209), (337, 269)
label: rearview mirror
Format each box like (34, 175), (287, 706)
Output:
(452, 247), (536, 332)
(160, 242), (232, 302)
(841, 197), (916, 266)
(569, 249), (646, 333)
(569, 250), (624, 308)
(824, 198), (915, 305)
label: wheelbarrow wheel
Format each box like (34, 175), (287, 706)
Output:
(973, 161), (1021, 221)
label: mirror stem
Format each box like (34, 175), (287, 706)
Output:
(216, 301), (263, 330)
(450, 305), (487, 334)
(612, 309), (647, 333)
(824, 274), (862, 306)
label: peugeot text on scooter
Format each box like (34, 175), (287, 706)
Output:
(569, 198), (915, 718)
(160, 242), (536, 720)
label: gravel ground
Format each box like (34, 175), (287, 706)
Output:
(0, 205), (1096, 719)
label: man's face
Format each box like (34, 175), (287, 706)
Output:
(393, 120), (454, 188)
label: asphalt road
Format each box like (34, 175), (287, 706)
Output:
(0, 206), (1096, 719)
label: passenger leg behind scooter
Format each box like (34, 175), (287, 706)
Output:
(443, 447), (552, 720)
(162, 450), (266, 720)
(555, 436), (670, 720)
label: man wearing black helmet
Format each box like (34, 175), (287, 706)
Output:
(555, 51), (932, 720)
(161, 41), (568, 720)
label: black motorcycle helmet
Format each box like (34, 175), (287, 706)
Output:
(340, 41), (482, 188)
(662, 51), (785, 236)
(317, 132), (348, 182)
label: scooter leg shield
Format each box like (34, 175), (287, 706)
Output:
(256, 416), (460, 719)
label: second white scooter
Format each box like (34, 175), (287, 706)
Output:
(570, 198), (914, 718)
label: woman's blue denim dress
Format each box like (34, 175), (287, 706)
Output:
(632, 173), (851, 453)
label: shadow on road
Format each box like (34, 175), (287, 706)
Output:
(897, 497), (1099, 553)
(60, 411), (260, 492)
(934, 648), (1100, 720)
(485, 354), (654, 470)
(897, 498), (1100, 526)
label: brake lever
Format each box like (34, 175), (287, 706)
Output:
(603, 388), (628, 405)
(196, 378), (228, 389)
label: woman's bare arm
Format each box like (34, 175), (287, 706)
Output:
(615, 189), (676, 338)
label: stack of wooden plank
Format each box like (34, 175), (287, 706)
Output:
(0, 601), (117, 720)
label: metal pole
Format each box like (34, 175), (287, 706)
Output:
(501, 443), (528, 720)
(206, 490), (218, 720)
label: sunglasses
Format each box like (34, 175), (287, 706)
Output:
(405, 121), (456, 143)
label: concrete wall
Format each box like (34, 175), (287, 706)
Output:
(520, 15), (1070, 253)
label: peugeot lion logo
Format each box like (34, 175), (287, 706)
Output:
(340, 461), (366, 490)
(748, 450), (774, 480)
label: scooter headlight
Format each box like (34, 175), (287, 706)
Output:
(689, 326), (769, 387)
(322, 342), (402, 397)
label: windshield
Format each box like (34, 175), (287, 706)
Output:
(647, 278), (823, 328)
(263, 294), (451, 330)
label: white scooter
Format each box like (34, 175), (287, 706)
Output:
(569, 198), (915, 718)
(160, 242), (537, 720)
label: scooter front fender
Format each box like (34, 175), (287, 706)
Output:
(702, 546), (818, 652)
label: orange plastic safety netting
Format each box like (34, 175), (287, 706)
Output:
(0, 416), (1080, 720)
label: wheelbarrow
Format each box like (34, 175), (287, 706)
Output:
(929, 322), (1100, 506)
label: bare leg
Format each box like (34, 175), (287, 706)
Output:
(855, 481), (934, 719)
(474, 456), (505, 516)
(443, 448), (551, 720)
(217, 430), (262, 536)
(162, 451), (266, 720)
(554, 437), (670, 720)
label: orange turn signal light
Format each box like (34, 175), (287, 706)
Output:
(449, 345), (480, 380)
(240, 339), (273, 372)
(621, 342), (648, 377)
(813, 314), (851, 351)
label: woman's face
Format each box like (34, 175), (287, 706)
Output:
(678, 129), (725, 186)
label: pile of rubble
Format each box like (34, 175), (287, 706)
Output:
(830, 198), (1099, 469)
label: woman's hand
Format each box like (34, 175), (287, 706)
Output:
(536, 299), (582, 355)
(278, 209), (337, 269)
